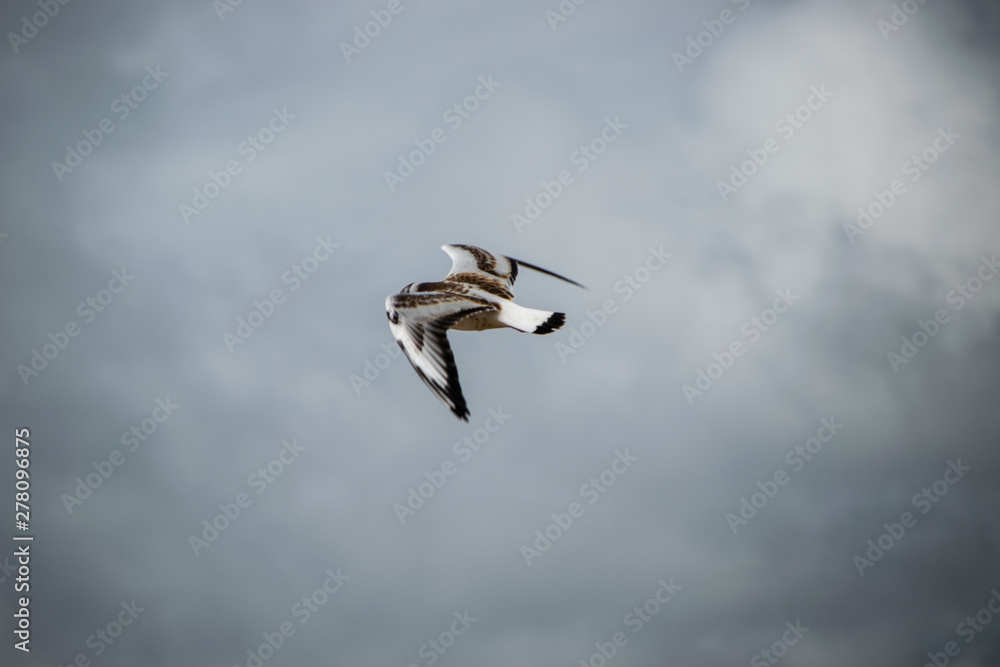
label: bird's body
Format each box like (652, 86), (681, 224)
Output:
(385, 244), (584, 420)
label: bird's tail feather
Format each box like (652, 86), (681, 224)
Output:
(499, 302), (566, 334)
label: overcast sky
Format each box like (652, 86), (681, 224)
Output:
(2, 1), (1000, 665)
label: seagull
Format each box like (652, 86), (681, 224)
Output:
(386, 244), (585, 421)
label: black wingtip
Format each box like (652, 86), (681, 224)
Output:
(509, 257), (587, 290)
(533, 312), (566, 335)
(450, 395), (470, 421)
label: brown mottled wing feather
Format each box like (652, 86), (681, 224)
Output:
(385, 292), (496, 421)
(442, 244), (586, 291)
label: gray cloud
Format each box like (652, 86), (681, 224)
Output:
(2, 0), (999, 665)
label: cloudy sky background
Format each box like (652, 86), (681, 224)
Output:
(2, 0), (1000, 665)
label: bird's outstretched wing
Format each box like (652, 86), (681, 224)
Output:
(385, 292), (496, 421)
(442, 244), (586, 290)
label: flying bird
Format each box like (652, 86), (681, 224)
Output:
(386, 244), (585, 421)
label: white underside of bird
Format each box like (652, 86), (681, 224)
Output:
(385, 244), (585, 421)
